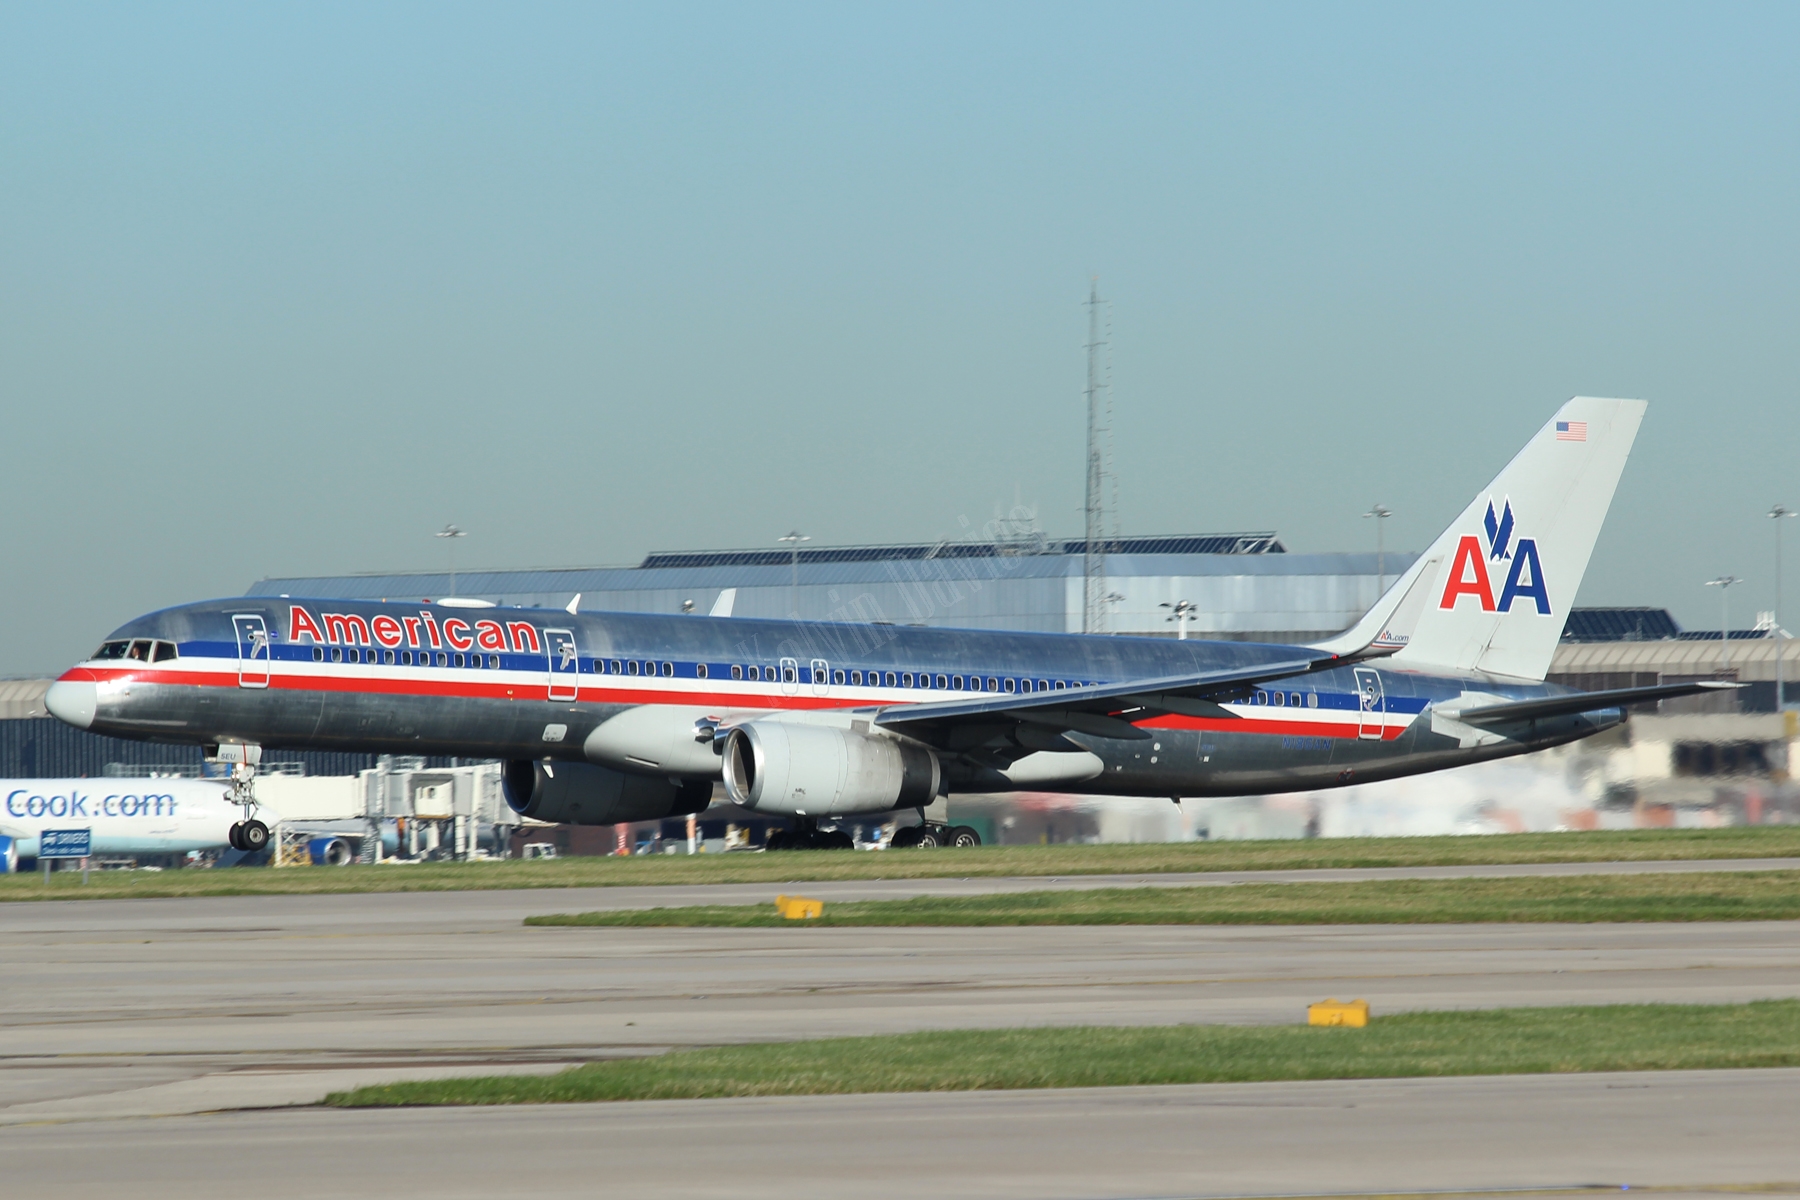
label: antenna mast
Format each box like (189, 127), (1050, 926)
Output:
(1082, 279), (1112, 634)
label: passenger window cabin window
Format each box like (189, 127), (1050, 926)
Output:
(383, 650), (395, 665)
(901, 672), (913, 687)
(313, 647), (324, 662)
(849, 670), (861, 685)
(833, 669), (845, 685)
(331, 647), (343, 663)
(436, 652), (448, 667)
(628, 660), (640, 676)
(881, 671), (893, 687)
(489, 655), (500, 669)
(697, 663), (708, 679)
(1054, 680), (1066, 690)
(985, 677), (998, 691)
(1255, 690), (1267, 705)
(1291, 693), (1301, 707)
(1272, 691), (1284, 706)
(1037, 680), (1049, 692)
(950, 675), (963, 690)
(662, 662), (673, 677)
(782, 666), (795, 683)
(453, 652), (464, 667)
(1004, 678), (1016, 693)
(935, 674), (948, 689)
(731, 665), (743, 680)
(609, 660), (621, 674)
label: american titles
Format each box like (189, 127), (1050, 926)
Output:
(288, 605), (543, 653)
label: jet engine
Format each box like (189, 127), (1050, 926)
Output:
(503, 760), (713, 825)
(722, 721), (939, 816)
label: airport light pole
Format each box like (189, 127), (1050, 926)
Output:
(1363, 505), (1393, 593)
(779, 530), (810, 617)
(1706, 575), (1742, 675)
(1161, 599), (1197, 640)
(436, 524), (466, 597)
(1772, 506), (1796, 709)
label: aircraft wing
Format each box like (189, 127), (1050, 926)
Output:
(1448, 681), (1740, 726)
(872, 654), (1336, 749)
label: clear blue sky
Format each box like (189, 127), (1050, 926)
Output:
(4, 3), (1798, 676)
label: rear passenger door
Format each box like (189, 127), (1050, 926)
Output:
(545, 628), (579, 702)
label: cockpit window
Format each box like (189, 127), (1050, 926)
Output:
(92, 640), (131, 660)
(151, 641), (180, 662)
(127, 640), (153, 661)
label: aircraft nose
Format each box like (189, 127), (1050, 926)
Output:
(45, 680), (97, 729)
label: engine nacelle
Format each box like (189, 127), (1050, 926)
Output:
(308, 837), (355, 867)
(722, 721), (939, 816)
(0, 836), (15, 875)
(503, 760), (712, 825)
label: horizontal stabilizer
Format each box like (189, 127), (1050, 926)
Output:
(1450, 681), (1740, 726)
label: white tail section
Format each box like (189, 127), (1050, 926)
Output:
(1315, 397), (1646, 681)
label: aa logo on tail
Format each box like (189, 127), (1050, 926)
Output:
(1438, 498), (1551, 614)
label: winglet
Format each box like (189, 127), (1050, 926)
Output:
(708, 588), (737, 618)
(565, 593), (581, 615)
(1311, 556), (1442, 661)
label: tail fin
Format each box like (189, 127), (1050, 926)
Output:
(1314, 397), (1646, 681)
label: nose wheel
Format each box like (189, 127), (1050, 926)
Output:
(216, 745), (270, 855)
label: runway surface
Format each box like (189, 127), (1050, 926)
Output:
(4, 1071), (1796, 1198)
(3, 858), (1798, 1193)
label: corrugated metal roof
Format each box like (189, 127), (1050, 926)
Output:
(247, 550), (1410, 603)
(0, 679), (49, 720)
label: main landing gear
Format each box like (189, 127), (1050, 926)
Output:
(214, 743), (271, 854)
(765, 817), (854, 852)
(889, 823), (981, 849)
(890, 807), (981, 849)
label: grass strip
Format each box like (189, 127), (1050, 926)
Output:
(527, 870), (1800, 927)
(6, 827), (1800, 903)
(325, 999), (1800, 1107)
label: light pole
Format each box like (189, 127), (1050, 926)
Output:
(1161, 599), (1197, 640)
(436, 524), (466, 597)
(1363, 505), (1393, 593)
(778, 530), (810, 617)
(1706, 575), (1742, 675)
(1771, 506), (1797, 710)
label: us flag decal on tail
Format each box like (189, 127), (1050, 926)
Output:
(1555, 420), (1587, 441)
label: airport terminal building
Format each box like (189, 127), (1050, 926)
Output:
(249, 533), (1410, 645)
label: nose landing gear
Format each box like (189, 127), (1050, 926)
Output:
(213, 743), (271, 854)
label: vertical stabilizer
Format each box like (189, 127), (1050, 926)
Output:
(1315, 397), (1645, 681)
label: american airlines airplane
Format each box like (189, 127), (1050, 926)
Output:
(45, 398), (1722, 851)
